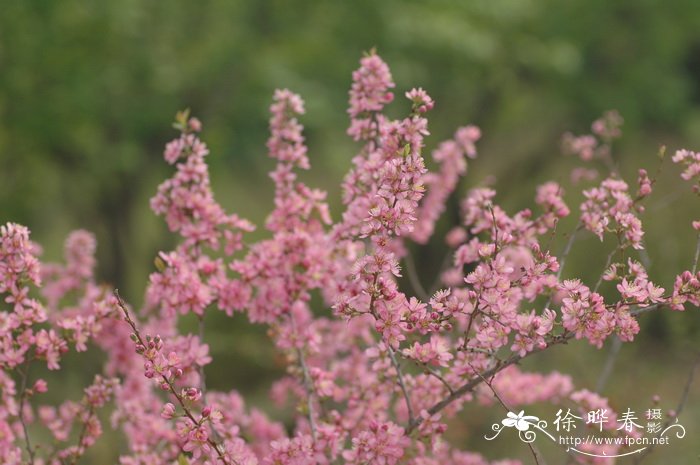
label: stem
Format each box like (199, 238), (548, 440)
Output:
(289, 313), (318, 440)
(17, 359), (35, 465)
(388, 345), (415, 424)
(68, 405), (96, 465)
(543, 223), (582, 311)
(472, 364), (546, 465)
(366, 271), (415, 425)
(406, 341), (555, 434)
(198, 316), (208, 394)
(407, 300), (670, 434)
(595, 336), (622, 393)
(114, 290), (234, 465)
(556, 224), (582, 281)
(296, 345), (318, 440)
(428, 249), (454, 296)
(421, 364), (454, 395)
(404, 250), (429, 301)
(593, 245), (620, 294)
(692, 234), (700, 274)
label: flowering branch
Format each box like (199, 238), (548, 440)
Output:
(114, 289), (234, 465)
(17, 360), (36, 465)
(388, 345), (415, 424)
(406, 332), (573, 434)
(473, 363), (547, 465)
(4, 52), (700, 464)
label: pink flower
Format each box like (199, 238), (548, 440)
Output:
(402, 336), (453, 367)
(33, 379), (48, 393)
(348, 53), (395, 120)
(3, 53), (698, 465)
(161, 403), (176, 419)
(405, 87), (435, 113)
(343, 421), (410, 465)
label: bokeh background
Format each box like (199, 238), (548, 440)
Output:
(2, 0), (700, 462)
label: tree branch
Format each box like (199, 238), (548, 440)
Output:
(17, 359), (35, 465)
(388, 345), (416, 425)
(404, 250), (429, 301)
(114, 290), (235, 465)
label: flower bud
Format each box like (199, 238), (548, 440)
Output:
(161, 403), (176, 419)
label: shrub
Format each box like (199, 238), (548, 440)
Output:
(1, 52), (698, 465)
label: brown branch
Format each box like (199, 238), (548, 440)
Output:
(366, 271), (417, 426)
(198, 316), (208, 394)
(595, 336), (622, 393)
(421, 363), (454, 395)
(114, 290), (235, 465)
(388, 345), (415, 425)
(288, 313), (319, 440)
(556, 224), (583, 281)
(428, 249), (454, 296)
(68, 404), (96, 465)
(472, 364), (546, 465)
(404, 250), (429, 301)
(407, 331), (573, 434)
(593, 245), (621, 294)
(408, 300), (666, 435)
(17, 359), (36, 464)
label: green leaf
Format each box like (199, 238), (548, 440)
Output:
(154, 256), (167, 273)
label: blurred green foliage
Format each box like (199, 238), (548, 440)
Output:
(3, 0), (700, 290)
(2, 1), (700, 462)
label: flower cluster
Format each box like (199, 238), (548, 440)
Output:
(2, 52), (699, 465)
(581, 177), (644, 248)
(0, 224), (119, 464)
(562, 110), (623, 163)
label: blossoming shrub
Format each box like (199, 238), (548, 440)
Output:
(2, 52), (699, 465)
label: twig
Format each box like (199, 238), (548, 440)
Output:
(593, 245), (621, 294)
(288, 313), (319, 440)
(198, 317), (208, 394)
(406, 333), (572, 434)
(404, 250), (429, 301)
(407, 299), (668, 435)
(543, 223), (582, 311)
(595, 336), (622, 393)
(17, 359), (36, 465)
(296, 346), (319, 440)
(428, 249), (454, 296)
(630, 302), (663, 316)
(388, 345), (415, 425)
(470, 363), (546, 465)
(114, 290), (235, 465)
(421, 363), (454, 395)
(366, 271), (416, 424)
(488, 204), (499, 254)
(556, 224), (582, 281)
(68, 404), (96, 465)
